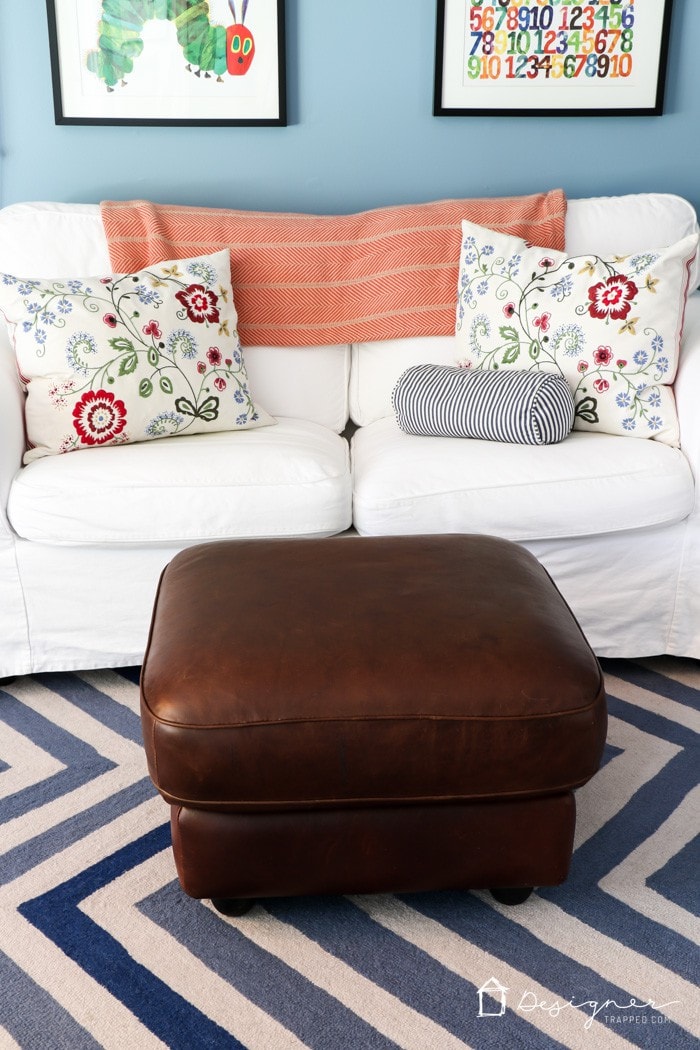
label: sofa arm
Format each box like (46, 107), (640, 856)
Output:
(676, 291), (700, 498)
(0, 328), (24, 537)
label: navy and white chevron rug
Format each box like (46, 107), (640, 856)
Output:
(0, 658), (698, 1049)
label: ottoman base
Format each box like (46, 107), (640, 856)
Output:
(171, 793), (575, 903)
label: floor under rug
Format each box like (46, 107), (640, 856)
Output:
(0, 657), (698, 1049)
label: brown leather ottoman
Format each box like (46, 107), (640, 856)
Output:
(140, 534), (607, 914)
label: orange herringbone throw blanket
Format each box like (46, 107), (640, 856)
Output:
(100, 192), (566, 347)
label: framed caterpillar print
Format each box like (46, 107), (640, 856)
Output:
(46, 0), (286, 126)
(434, 0), (674, 116)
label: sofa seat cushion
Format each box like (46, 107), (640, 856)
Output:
(9, 419), (351, 545)
(351, 418), (694, 541)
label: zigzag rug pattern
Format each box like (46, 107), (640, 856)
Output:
(0, 659), (698, 1049)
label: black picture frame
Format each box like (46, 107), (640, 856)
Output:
(434, 0), (674, 117)
(46, 0), (287, 126)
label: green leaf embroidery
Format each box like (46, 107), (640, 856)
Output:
(529, 340), (540, 360)
(109, 337), (134, 353)
(175, 395), (219, 421)
(175, 397), (196, 417)
(159, 376), (173, 394)
(195, 395), (219, 421)
(147, 347), (160, 368)
(138, 378), (153, 398)
(118, 352), (138, 376)
(575, 396), (599, 424)
(499, 325), (519, 342)
(498, 324), (521, 365)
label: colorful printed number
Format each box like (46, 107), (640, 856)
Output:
(465, 3), (635, 82)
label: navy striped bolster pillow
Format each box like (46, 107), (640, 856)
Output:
(392, 364), (575, 445)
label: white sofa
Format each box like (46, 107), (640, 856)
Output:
(1, 193), (699, 677)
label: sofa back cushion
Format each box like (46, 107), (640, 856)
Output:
(566, 193), (699, 286)
(0, 203), (350, 433)
(351, 193), (700, 427)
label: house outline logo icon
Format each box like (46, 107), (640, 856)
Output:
(477, 976), (508, 1017)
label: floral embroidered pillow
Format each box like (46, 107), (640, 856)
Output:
(0, 250), (274, 463)
(455, 220), (698, 445)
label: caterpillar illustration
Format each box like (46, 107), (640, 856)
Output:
(86, 0), (255, 90)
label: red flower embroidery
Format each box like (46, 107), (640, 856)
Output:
(577, 361), (588, 373)
(207, 346), (222, 366)
(533, 311), (551, 333)
(503, 302), (516, 319)
(593, 345), (613, 366)
(143, 320), (162, 338)
(616, 359), (627, 368)
(593, 378), (610, 393)
(214, 377), (227, 391)
(175, 284), (220, 324)
(197, 361), (207, 374)
(103, 313), (118, 328)
(587, 274), (638, 321)
(72, 389), (127, 446)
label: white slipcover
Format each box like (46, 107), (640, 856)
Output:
(1, 194), (699, 674)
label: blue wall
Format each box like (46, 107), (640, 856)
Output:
(0, 1), (698, 215)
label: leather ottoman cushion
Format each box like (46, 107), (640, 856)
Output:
(140, 535), (606, 812)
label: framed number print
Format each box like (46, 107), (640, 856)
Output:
(46, 0), (286, 126)
(434, 0), (674, 117)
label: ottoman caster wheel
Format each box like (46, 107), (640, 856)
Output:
(490, 887), (533, 906)
(211, 897), (255, 916)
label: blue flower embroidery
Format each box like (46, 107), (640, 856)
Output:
(628, 251), (659, 273)
(187, 261), (217, 285)
(65, 331), (97, 375)
(18, 281), (40, 295)
(505, 253), (521, 277)
(146, 411), (185, 437)
(552, 323), (585, 358)
(550, 275), (573, 302)
(135, 284), (163, 306)
(167, 328), (198, 358)
(462, 237), (478, 265)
